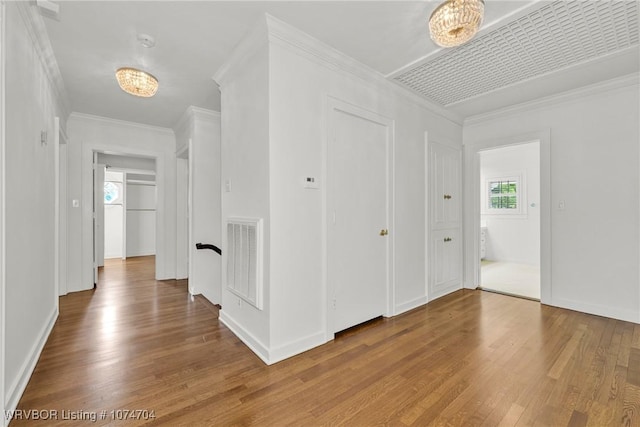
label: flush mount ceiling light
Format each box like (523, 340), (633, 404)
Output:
(429, 0), (485, 48)
(115, 67), (158, 97)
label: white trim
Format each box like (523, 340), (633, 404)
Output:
(0, 2), (6, 423)
(325, 97), (395, 335)
(264, 14), (462, 126)
(4, 307), (57, 421)
(269, 331), (326, 365)
(14, 2), (69, 120)
(213, 15), (269, 85)
(108, 167), (155, 176)
(220, 313), (325, 365)
(54, 117), (60, 308)
(465, 73), (640, 126)
(69, 112), (174, 136)
(187, 139), (194, 293)
(552, 297), (638, 325)
(395, 296), (428, 317)
(125, 179), (156, 186)
(173, 106), (220, 135)
(219, 310), (270, 364)
(463, 130), (551, 305)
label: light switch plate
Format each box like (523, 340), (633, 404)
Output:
(303, 176), (319, 189)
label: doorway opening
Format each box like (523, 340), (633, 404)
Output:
(478, 141), (540, 300)
(326, 98), (394, 336)
(94, 152), (157, 284)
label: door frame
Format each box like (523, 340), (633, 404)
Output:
(0, 2), (6, 422)
(57, 119), (68, 296)
(82, 145), (161, 289)
(176, 143), (190, 282)
(324, 97), (395, 338)
(463, 130), (551, 304)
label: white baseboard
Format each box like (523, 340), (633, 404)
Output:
(5, 306), (58, 417)
(126, 250), (156, 258)
(219, 310), (270, 364)
(395, 296), (428, 316)
(551, 297), (639, 324)
(219, 311), (327, 365)
(268, 331), (326, 365)
(429, 284), (463, 302)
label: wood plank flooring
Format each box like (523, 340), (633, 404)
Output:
(11, 256), (640, 426)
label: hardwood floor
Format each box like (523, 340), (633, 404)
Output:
(11, 256), (640, 426)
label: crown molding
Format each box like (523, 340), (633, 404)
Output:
(69, 112), (175, 135)
(190, 106), (221, 121)
(173, 106), (220, 135)
(213, 15), (269, 85)
(15, 1), (70, 120)
(464, 72), (639, 126)
(264, 14), (462, 126)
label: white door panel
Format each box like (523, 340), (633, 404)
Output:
(431, 143), (461, 230)
(329, 106), (390, 333)
(428, 141), (462, 300)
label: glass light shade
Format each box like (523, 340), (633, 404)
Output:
(115, 67), (158, 97)
(429, 0), (485, 48)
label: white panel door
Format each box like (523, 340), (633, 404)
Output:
(430, 143), (461, 230)
(328, 106), (390, 333)
(428, 141), (462, 300)
(430, 228), (462, 298)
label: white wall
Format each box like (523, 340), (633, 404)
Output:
(480, 142), (540, 265)
(216, 27), (272, 357)
(174, 107), (222, 303)
(0, 2), (5, 420)
(2, 1), (67, 419)
(66, 114), (177, 291)
(464, 76), (640, 323)
(126, 182), (156, 257)
(216, 15), (462, 363)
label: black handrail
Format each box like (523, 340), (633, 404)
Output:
(196, 243), (222, 256)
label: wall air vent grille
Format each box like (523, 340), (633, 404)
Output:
(394, 0), (639, 106)
(226, 217), (263, 310)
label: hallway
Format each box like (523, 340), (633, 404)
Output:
(11, 257), (640, 426)
(12, 257), (227, 425)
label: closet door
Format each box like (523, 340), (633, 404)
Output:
(428, 142), (462, 300)
(328, 102), (392, 333)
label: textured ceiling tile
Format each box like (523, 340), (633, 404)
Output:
(394, 0), (639, 106)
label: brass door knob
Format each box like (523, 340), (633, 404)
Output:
(380, 229), (388, 236)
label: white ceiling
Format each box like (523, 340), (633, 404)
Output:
(41, 1), (639, 128)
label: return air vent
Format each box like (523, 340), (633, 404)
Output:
(394, 0), (639, 106)
(226, 218), (263, 310)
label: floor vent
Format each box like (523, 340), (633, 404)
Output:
(226, 217), (263, 309)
